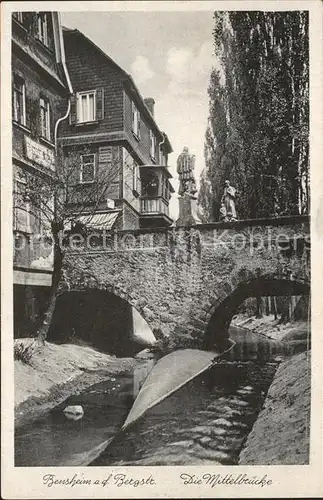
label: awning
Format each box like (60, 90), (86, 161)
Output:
(77, 211), (120, 230)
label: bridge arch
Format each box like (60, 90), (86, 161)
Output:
(201, 272), (310, 349)
(48, 287), (156, 356)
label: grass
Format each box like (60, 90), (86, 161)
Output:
(14, 339), (40, 364)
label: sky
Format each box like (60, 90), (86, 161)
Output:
(61, 11), (217, 218)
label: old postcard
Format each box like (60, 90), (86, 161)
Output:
(1, 0), (323, 498)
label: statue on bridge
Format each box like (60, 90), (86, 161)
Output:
(176, 147), (200, 226)
(177, 147), (197, 197)
(220, 180), (237, 222)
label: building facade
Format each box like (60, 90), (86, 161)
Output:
(12, 18), (174, 339)
(12, 12), (71, 336)
(60, 28), (174, 231)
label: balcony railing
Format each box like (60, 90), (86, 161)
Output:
(140, 197), (169, 216)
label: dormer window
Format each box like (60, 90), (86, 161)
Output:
(77, 91), (96, 123)
(132, 102), (140, 139)
(37, 13), (49, 47)
(70, 89), (104, 125)
(13, 12), (32, 30)
(13, 12), (24, 24)
(150, 131), (156, 161)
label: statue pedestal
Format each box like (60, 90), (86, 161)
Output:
(176, 194), (201, 226)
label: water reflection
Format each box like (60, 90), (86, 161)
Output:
(15, 371), (136, 467)
(227, 325), (282, 362)
(91, 362), (275, 466)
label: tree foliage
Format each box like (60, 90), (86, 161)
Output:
(198, 11), (309, 221)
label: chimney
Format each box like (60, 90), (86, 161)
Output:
(144, 98), (155, 117)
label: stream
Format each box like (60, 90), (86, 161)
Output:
(15, 326), (282, 467)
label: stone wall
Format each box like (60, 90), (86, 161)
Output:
(61, 216), (310, 350)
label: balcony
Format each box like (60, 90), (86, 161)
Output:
(139, 196), (172, 228)
(139, 164), (174, 228)
(140, 196), (169, 216)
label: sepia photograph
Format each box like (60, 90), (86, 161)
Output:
(1, 1), (322, 498)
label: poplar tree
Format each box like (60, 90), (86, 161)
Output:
(199, 11), (309, 221)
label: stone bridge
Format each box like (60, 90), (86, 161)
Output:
(59, 215), (310, 351)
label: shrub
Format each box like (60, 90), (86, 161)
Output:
(14, 339), (39, 364)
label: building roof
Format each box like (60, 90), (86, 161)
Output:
(62, 27), (172, 153)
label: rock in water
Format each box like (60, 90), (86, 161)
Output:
(134, 349), (155, 360)
(63, 405), (84, 421)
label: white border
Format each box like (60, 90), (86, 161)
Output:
(2, 1), (323, 498)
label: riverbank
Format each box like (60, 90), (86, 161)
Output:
(232, 313), (309, 343)
(239, 350), (310, 464)
(15, 339), (137, 427)
(232, 315), (311, 464)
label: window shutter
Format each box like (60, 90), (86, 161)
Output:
(96, 88), (104, 120)
(150, 130), (153, 156)
(69, 94), (77, 124)
(131, 101), (135, 130)
(48, 102), (52, 140)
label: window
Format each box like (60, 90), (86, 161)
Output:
(37, 13), (49, 47)
(132, 161), (140, 194)
(167, 183), (170, 201)
(13, 12), (31, 29)
(141, 198), (160, 213)
(77, 91), (96, 123)
(40, 97), (51, 140)
(80, 154), (96, 183)
(160, 147), (168, 166)
(39, 195), (53, 237)
(131, 102), (140, 139)
(70, 88), (104, 124)
(141, 171), (159, 197)
(123, 149), (140, 196)
(150, 131), (156, 160)
(13, 12), (24, 23)
(12, 75), (26, 126)
(14, 174), (31, 233)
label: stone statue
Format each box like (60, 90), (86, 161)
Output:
(177, 147), (197, 197)
(219, 202), (227, 221)
(221, 180), (237, 221)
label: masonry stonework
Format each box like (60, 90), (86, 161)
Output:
(60, 216), (310, 351)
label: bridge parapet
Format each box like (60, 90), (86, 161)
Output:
(65, 215), (309, 254)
